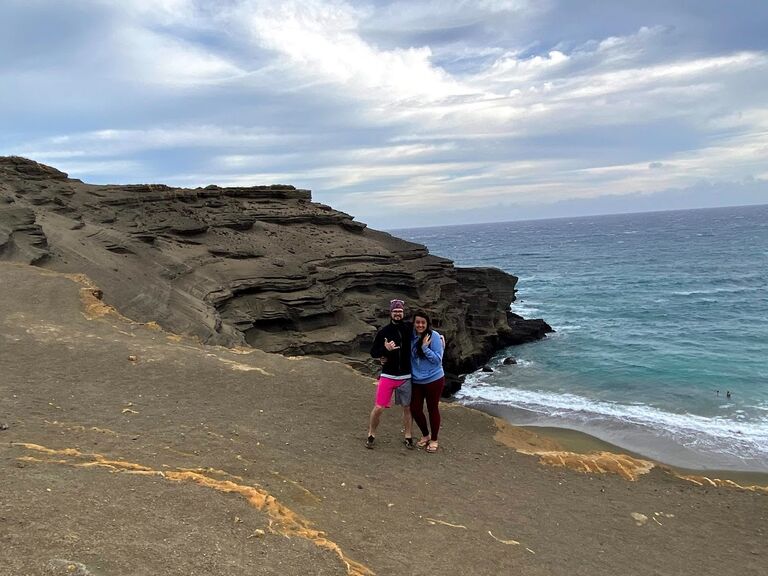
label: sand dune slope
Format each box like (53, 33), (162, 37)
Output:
(0, 263), (765, 576)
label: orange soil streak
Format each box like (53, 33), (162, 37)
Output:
(12, 443), (374, 576)
(520, 450), (655, 482)
(56, 272), (119, 321)
(491, 417), (768, 492)
(676, 475), (768, 494)
(492, 414), (654, 482)
(42, 421), (120, 436)
(57, 271), (172, 333)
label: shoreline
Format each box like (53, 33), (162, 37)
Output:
(466, 401), (768, 486)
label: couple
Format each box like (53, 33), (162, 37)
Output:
(366, 299), (444, 454)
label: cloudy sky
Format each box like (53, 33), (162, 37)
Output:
(2, 1), (767, 228)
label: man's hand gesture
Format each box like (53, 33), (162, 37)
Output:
(384, 338), (400, 351)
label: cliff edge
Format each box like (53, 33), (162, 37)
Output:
(0, 156), (551, 391)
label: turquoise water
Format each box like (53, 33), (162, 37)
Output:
(394, 205), (768, 472)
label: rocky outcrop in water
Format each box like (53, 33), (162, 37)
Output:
(0, 156), (552, 392)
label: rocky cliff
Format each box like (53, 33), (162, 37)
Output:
(0, 156), (551, 393)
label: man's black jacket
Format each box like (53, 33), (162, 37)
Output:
(370, 321), (412, 377)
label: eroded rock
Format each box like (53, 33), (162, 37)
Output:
(0, 156), (553, 391)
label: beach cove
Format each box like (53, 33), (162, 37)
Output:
(398, 205), (768, 475)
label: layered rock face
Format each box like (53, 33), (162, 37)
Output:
(0, 156), (551, 392)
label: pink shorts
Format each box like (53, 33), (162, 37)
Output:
(375, 377), (412, 408)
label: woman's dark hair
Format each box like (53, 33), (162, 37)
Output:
(412, 310), (433, 358)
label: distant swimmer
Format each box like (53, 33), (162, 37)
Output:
(727, 390), (732, 399)
(716, 390), (720, 396)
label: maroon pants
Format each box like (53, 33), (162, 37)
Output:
(410, 377), (445, 441)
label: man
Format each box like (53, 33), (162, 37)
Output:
(366, 299), (414, 449)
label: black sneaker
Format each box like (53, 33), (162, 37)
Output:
(403, 437), (415, 450)
(365, 435), (375, 449)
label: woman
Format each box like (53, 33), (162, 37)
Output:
(409, 310), (445, 454)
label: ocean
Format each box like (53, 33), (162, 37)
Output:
(394, 204), (768, 473)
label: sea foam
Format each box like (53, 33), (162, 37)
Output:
(457, 383), (768, 468)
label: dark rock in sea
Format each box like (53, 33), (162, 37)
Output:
(505, 313), (554, 342)
(0, 156), (553, 393)
(502, 357), (517, 365)
(481, 365), (494, 373)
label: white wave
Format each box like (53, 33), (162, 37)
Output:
(456, 385), (768, 460)
(510, 301), (542, 316)
(553, 324), (582, 332)
(671, 286), (757, 297)
(485, 358), (535, 369)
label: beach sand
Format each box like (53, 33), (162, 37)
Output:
(1, 262), (766, 576)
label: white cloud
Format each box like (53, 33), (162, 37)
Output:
(365, 0), (537, 32)
(51, 159), (143, 179)
(18, 127), (300, 159)
(102, 0), (206, 28)
(557, 52), (763, 101)
(108, 26), (244, 86)
(232, 0), (470, 104)
(480, 49), (570, 85)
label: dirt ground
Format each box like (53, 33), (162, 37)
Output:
(1, 263), (766, 576)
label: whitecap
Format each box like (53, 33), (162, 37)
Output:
(510, 302), (542, 316)
(554, 324), (582, 332)
(671, 286), (757, 297)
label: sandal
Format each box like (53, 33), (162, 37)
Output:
(426, 441), (439, 453)
(416, 436), (430, 448)
(403, 437), (415, 450)
(365, 435), (375, 449)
